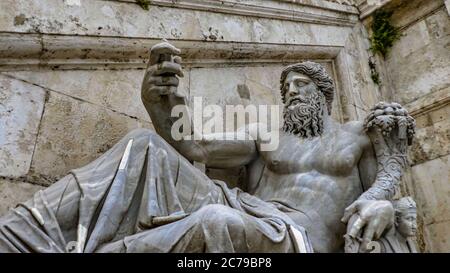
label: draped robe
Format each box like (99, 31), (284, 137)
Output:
(0, 129), (312, 253)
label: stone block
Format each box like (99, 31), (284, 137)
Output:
(411, 155), (450, 226)
(409, 108), (450, 165)
(423, 220), (450, 252)
(387, 8), (450, 105)
(0, 74), (45, 177)
(0, 179), (44, 217)
(5, 70), (151, 122)
(29, 91), (153, 185)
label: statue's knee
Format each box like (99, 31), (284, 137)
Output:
(197, 204), (245, 233)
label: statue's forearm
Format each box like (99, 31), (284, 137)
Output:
(359, 153), (407, 201)
(142, 94), (208, 163)
(358, 102), (416, 201)
(142, 94), (257, 167)
(142, 94), (191, 144)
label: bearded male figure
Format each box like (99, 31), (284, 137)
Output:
(0, 41), (415, 253)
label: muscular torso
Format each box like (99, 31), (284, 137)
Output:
(247, 121), (368, 252)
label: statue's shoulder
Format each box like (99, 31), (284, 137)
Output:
(341, 120), (366, 136)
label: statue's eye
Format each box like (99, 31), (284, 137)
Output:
(295, 79), (309, 87)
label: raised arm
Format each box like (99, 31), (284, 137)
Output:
(141, 41), (257, 168)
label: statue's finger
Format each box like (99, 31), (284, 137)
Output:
(149, 86), (177, 96)
(361, 220), (377, 247)
(148, 76), (179, 86)
(348, 216), (365, 238)
(173, 56), (182, 64)
(142, 86), (159, 102)
(151, 42), (181, 55)
(153, 61), (184, 77)
(374, 219), (386, 239)
(149, 42), (181, 65)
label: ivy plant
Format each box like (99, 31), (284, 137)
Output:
(369, 10), (401, 58)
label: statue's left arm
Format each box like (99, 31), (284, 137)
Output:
(342, 102), (416, 251)
(359, 102), (415, 200)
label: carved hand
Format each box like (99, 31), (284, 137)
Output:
(141, 40), (184, 103)
(341, 199), (395, 252)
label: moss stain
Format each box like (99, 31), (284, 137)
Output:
(14, 14), (27, 26)
(136, 0), (150, 11)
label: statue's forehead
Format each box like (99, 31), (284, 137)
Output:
(400, 210), (417, 218)
(285, 71), (312, 82)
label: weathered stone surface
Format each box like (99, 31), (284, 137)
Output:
(6, 70), (159, 122)
(0, 179), (44, 217)
(29, 91), (153, 185)
(411, 155), (450, 227)
(0, 0), (355, 46)
(409, 105), (450, 165)
(0, 74), (45, 177)
(423, 220), (450, 253)
(335, 23), (383, 122)
(189, 65), (281, 133)
(386, 8), (450, 105)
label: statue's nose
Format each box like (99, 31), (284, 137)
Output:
(288, 82), (299, 97)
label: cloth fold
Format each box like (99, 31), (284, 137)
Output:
(0, 129), (312, 253)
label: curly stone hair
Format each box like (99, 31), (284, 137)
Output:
(280, 61), (334, 114)
(393, 197), (416, 217)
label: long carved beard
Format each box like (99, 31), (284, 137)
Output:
(282, 91), (325, 138)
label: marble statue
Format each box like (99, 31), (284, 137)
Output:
(0, 41), (417, 253)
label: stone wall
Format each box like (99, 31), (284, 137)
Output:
(359, 0), (450, 252)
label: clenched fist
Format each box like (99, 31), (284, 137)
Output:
(141, 40), (184, 103)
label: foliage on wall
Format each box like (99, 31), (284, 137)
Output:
(368, 57), (381, 85)
(136, 0), (150, 10)
(369, 10), (401, 57)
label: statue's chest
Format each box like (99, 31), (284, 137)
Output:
(261, 133), (361, 176)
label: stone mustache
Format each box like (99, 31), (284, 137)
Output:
(0, 41), (418, 253)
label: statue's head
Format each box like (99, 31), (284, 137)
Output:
(280, 62), (334, 138)
(393, 197), (417, 238)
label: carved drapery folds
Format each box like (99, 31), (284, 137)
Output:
(360, 102), (416, 201)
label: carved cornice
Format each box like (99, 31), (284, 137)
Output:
(355, 0), (392, 19)
(320, 0), (356, 6)
(110, 0), (359, 26)
(0, 33), (342, 70)
(0, 0), (359, 69)
(405, 88), (450, 118)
